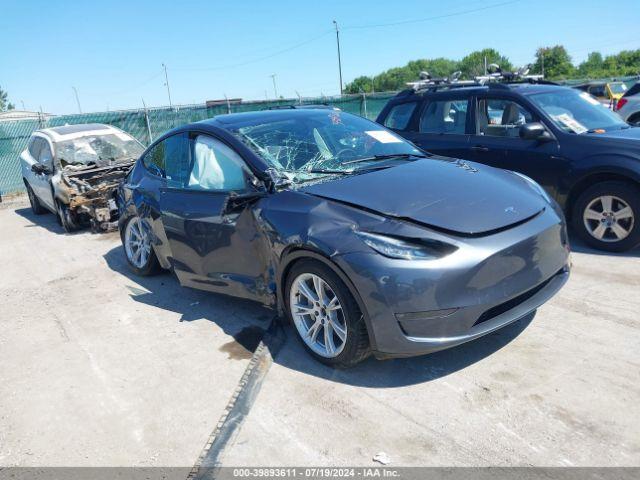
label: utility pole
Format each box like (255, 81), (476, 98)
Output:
(20, 100), (26, 110)
(142, 98), (153, 144)
(541, 53), (545, 77)
(162, 63), (173, 108)
(484, 56), (488, 75)
(269, 74), (278, 99)
(72, 87), (82, 114)
(333, 20), (343, 95)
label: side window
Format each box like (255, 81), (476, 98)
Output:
(383, 102), (417, 130)
(187, 135), (249, 192)
(38, 140), (54, 167)
(477, 98), (534, 138)
(28, 137), (43, 160)
(143, 142), (166, 176)
(419, 99), (468, 134)
(143, 133), (189, 184)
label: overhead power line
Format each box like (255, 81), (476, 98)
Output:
(343, 0), (522, 30)
(173, 30), (333, 72)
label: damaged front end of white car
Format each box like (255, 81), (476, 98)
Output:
(55, 161), (135, 232)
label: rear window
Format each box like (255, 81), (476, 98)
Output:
(419, 99), (468, 134)
(383, 102), (417, 130)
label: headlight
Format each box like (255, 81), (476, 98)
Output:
(355, 231), (456, 260)
(511, 171), (552, 203)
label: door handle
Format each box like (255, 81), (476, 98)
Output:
(471, 145), (489, 152)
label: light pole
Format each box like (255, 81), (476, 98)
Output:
(269, 74), (278, 99)
(333, 20), (343, 95)
(72, 87), (82, 114)
(162, 63), (173, 108)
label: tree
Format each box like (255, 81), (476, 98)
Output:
(0, 85), (15, 111)
(578, 52), (605, 78)
(458, 49), (513, 78)
(532, 46), (575, 80)
(345, 58), (459, 93)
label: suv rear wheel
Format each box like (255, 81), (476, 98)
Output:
(572, 181), (640, 252)
(26, 183), (46, 215)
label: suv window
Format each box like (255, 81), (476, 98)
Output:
(38, 140), (54, 167)
(419, 99), (468, 134)
(187, 135), (248, 192)
(383, 102), (417, 130)
(477, 98), (534, 138)
(143, 133), (189, 184)
(28, 137), (44, 160)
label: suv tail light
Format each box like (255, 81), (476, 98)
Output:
(616, 98), (627, 111)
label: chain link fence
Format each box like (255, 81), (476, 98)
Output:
(0, 92), (396, 196)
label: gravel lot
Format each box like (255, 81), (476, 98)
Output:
(1, 196), (639, 468)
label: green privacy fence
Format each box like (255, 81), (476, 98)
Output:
(0, 92), (397, 195)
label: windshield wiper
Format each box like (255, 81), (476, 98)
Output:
(306, 169), (355, 175)
(341, 153), (429, 165)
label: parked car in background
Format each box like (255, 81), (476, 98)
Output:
(615, 81), (640, 126)
(573, 80), (628, 109)
(378, 81), (640, 252)
(118, 109), (570, 367)
(20, 124), (144, 232)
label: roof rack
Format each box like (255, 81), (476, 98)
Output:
(475, 64), (546, 84)
(406, 70), (480, 92)
(404, 65), (555, 94)
(266, 104), (340, 111)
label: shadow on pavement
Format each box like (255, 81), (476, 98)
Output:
(104, 244), (535, 388)
(14, 207), (78, 235)
(569, 236), (640, 257)
(103, 246), (273, 351)
(269, 312), (534, 388)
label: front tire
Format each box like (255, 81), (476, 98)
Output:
(572, 181), (640, 252)
(285, 259), (370, 368)
(56, 200), (80, 233)
(122, 215), (161, 276)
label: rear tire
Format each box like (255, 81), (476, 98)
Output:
(285, 259), (370, 368)
(25, 183), (46, 215)
(122, 215), (161, 276)
(572, 181), (640, 252)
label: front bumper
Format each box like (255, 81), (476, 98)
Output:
(335, 208), (571, 358)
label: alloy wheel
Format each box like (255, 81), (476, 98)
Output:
(125, 217), (152, 268)
(289, 273), (347, 358)
(583, 195), (634, 243)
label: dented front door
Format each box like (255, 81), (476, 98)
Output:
(159, 189), (270, 302)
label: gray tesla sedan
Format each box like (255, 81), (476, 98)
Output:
(118, 109), (570, 367)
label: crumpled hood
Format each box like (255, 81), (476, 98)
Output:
(301, 158), (547, 236)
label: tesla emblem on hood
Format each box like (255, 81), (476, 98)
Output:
(454, 160), (479, 173)
(504, 206), (517, 213)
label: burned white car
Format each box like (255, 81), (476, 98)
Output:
(20, 123), (144, 232)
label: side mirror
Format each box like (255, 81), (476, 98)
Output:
(31, 163), (51, 175)
(223, 190), (267, 214)
(520, 122), (553, 142)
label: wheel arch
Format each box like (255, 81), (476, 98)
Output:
(276, 246), (379, 352)
(627, 112), (640, 125)
(566, 171), (640, 221)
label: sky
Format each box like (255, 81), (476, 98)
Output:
(1, 0), (639, 114)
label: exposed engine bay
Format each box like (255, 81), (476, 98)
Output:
(57, 161), (134, 232)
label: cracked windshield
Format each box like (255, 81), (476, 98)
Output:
(56, 133), (144, 168)
(231, 110), (424, 181)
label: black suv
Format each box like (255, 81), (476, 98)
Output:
(377, 81), (640, 252)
